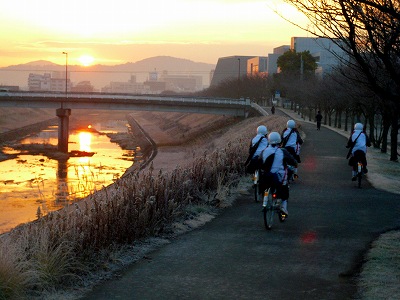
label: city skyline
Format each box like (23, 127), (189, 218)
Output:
(0, 0), (309, 67)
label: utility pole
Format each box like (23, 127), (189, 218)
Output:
(62, 52), (68, 108)
(237, 58), (241, 99)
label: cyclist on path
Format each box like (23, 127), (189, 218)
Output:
(244, 125), (269, 174)
(281, 120), (303, 178)
(346, 123), (371, 181)
(259, 132), (297, 215)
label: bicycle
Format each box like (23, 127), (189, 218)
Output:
(252, 169), (260, 202)
(262, 186), (287, 230)
(355, 160), (363, 188)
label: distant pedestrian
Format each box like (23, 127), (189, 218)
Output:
(315, 111), (323, 130)
(271, 105), (275, 115)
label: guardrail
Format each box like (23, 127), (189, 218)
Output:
(0, 92), (250, 106)
(0, 92), (251, 117)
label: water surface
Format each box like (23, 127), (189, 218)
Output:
(0, 119), (137, 233)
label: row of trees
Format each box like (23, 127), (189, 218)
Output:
(198, 1), (399, 162)
(198, 50), (397, 161)
(280, 0), (399, 161)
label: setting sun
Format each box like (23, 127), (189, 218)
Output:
(79, 55), (95, 67)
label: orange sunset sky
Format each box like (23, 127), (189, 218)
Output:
(0, 0), (309, 67)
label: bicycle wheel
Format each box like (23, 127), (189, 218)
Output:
(254, 183), (259, 202)
(357, 162), (362, 188)
(263, 190), (275, 230)
(253, 171), (259, 202)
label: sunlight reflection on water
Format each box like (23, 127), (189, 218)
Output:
(0, 121), (136, 234)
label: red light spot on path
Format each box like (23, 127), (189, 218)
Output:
(301, 231), (317, 244)
(303, 155), (316, 171)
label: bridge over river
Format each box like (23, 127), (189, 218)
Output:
(0, 92), (251, 152)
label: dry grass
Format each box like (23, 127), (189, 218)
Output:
(0, 240), (31, 300)
(0, 115), (287, 299)
(357, 230), (400, 299)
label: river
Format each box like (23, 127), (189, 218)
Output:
(0, 117), (138, 234)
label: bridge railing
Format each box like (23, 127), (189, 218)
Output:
(0, 92), (250, 106)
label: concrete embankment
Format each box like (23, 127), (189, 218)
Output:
(0, 118), (58, 145)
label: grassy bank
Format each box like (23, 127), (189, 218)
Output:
(0, 115), (287, 299)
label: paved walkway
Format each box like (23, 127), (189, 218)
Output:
(82, 116), (400, 300)
(278, 107), (399, 195)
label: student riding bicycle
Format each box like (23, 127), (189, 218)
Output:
(259, 132), (298, 215)
(281, 120), (303, 178)
(346, 123), (371, 181)
(244, 125), (269, 174)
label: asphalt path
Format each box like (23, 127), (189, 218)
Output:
(82, 120), (400, 300)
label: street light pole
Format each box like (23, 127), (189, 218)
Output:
(58, 52), (71, 153)
(62, 52), (68, 109)
(237, 58), (241, 99)
(237, 58), (241, 81)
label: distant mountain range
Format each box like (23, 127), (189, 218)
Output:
(0, 56), (216, 90)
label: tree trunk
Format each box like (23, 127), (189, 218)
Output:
(390, 113), (399, 161)
(344, 109), (349, 132)
(338, 110), (342, 129)
(334, 110), (338, 128)
(368, 114), (376, 147)
(381, 122), (390, 154)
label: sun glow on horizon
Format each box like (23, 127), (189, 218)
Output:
(0, 0), (309, 67)
(78, 55), (95, 67)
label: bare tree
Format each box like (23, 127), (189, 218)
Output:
(282, 0), (400, 161)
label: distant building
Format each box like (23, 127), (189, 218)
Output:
(71, 81), (95, 93)
(119, 70), (204, 93)
(210, 37), (344, 87)
(210, 55), (254, 86)
(28, 72), (71, 92)
(291, 37), (345, 77)
(101, 75), (149, 94)
(160, 71), (203, 92)
(266, 45), (290, 75)
(247, 57), (267, 75)
(143, 80), (167, 93)
(209, 69), (215, 86)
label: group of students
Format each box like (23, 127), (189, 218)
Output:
(245, 116), (373, 216)
(246, 120), (303, 215)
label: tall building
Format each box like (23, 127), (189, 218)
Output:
(247, 57), (267, 75)
(210, 37), (344, 88)
(266, 45), (290, 75)
(210, 56), (254, 87)
(291, 37), (345, 77)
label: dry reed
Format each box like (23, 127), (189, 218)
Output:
(0, 115), (287, 299)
